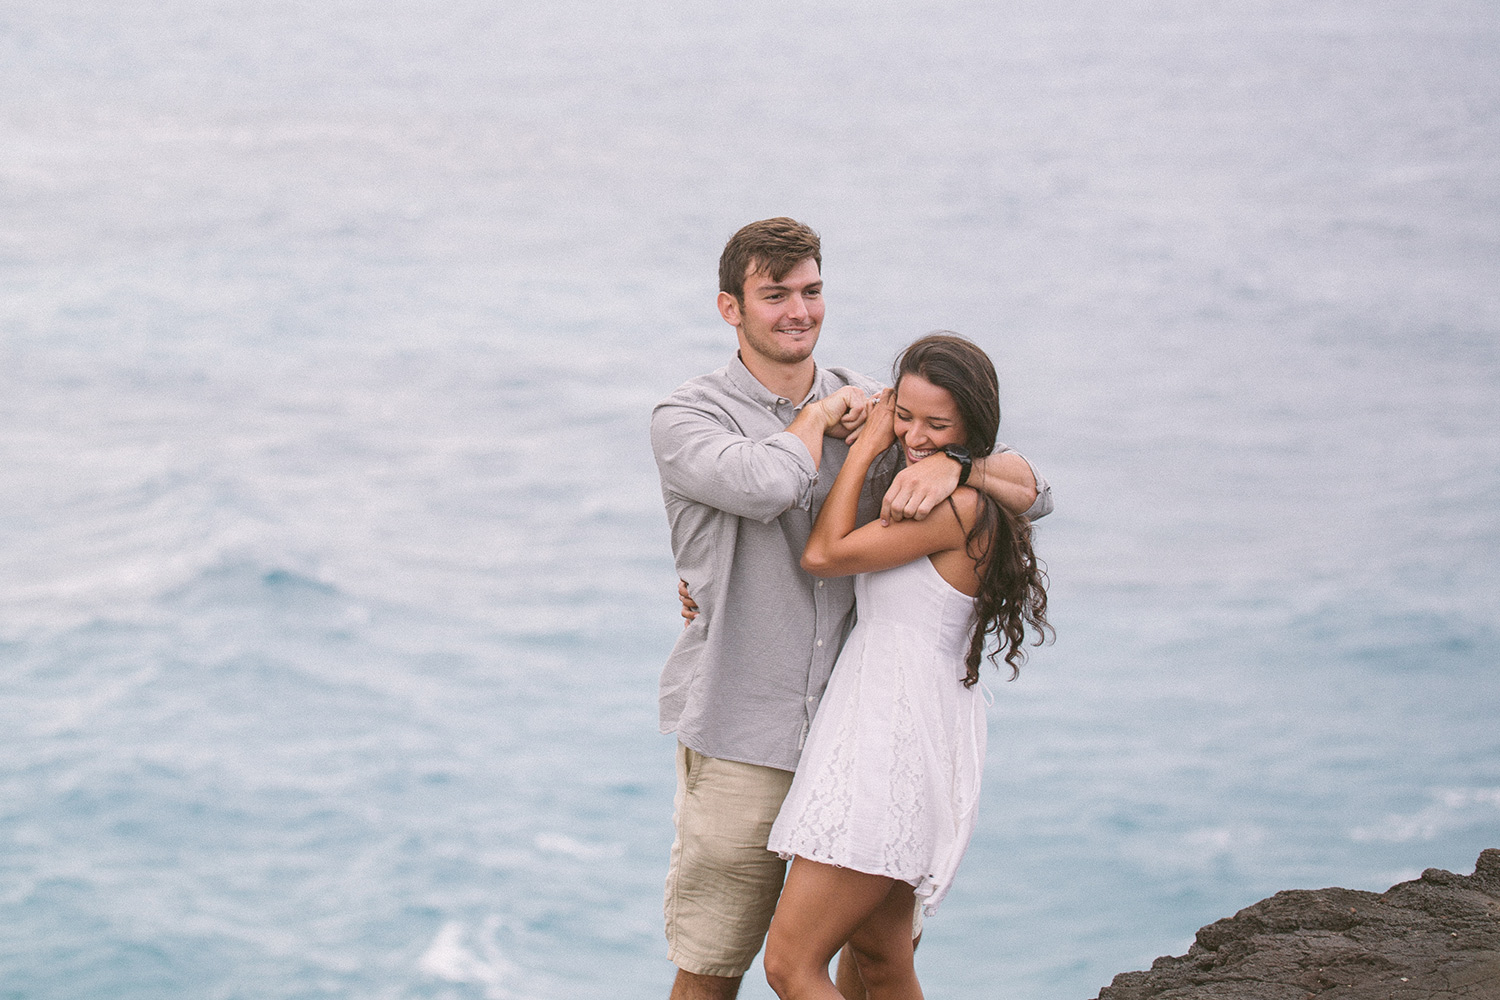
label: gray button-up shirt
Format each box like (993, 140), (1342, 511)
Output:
(650, 353), (1051, 772)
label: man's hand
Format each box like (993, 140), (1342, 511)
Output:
(881, 451), (961, 523)
(815, 385), (868, 438)
(826, 387), (872, 441)
(678, 579), (698, 627)
(786, 386), (869, 471)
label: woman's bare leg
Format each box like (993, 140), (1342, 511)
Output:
(834, 944), (865, 1000)
(845, 887), (922, 1000)
(763, 857), (922, 1000)
(835, 926), (922, 1000)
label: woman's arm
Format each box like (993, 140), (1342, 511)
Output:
(802, 394), (972, 578)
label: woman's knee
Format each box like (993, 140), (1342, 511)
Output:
(764, 917), (838, 998)
(761, 936), (806, 997)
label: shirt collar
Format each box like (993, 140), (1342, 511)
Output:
(727, 352), (825, 409)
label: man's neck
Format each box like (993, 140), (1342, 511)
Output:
(739, 352), (817, 403)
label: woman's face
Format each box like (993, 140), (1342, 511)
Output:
(892, 374), (967, 466)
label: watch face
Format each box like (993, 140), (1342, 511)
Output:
(942, 446), (972, 485)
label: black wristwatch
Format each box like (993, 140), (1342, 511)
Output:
(941, 445), (972, 486)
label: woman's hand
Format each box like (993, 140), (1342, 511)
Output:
(850, 388), (897, 453)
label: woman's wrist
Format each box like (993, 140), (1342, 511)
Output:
(850, 433), (891, 462)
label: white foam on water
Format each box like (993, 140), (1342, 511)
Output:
(1350, 788), (1500, 844)
(533, 833), (626, 861)
(418, 918), (532, 1000)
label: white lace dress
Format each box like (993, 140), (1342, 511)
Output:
(768, 555), (988, 915)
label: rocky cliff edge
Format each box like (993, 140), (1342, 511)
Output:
(1094, 848), (1500, 1000)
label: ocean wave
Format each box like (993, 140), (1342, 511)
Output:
(418, 918), (544, 1000)
(1350, 788), (1500, 844)
(533, 832), (626, 861)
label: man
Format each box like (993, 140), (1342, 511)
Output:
(650, 218), (1052, 1000)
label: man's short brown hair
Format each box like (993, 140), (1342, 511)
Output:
(718, 217), (822, 303)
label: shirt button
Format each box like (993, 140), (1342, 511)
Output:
(817, 580), (824, 588)
(816, 639), (823, 647)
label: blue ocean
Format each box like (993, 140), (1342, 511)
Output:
(2, 2), (1497, 997)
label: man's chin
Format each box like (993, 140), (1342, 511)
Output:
(765, 344), (817, 365)
(742, 330), (820, 368)
(779, 334), (819, 360)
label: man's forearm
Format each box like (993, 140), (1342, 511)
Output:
(784, 402), (831, 470)
(973, 451), (1039, 517)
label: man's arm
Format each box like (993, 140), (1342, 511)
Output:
(663, 389), (862, 624)
(881, 447), (1052, 523)
(781, 386), (865, 469)
(650, 387), (865, 525)
(974, 450), (1052, 518)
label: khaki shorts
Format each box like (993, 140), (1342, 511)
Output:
(664, 743), (795, 978)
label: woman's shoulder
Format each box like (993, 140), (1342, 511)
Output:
(948, 485), (988, 523)
(945, 486), (1004, 550)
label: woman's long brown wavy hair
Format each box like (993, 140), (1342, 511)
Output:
(894, 333), (1053, 686)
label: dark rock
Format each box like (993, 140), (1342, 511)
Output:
(1093, 849), (1500, 1000)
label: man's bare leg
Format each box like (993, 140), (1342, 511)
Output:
(670, 969), (741, 1000)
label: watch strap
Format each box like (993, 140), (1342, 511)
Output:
(941, 445), (972, 487)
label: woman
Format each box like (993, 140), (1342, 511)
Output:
(763, 333), (1051, 1000)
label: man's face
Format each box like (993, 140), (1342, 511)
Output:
(720, 257), (825, 368)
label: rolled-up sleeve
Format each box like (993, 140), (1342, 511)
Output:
(1022, 464), (1053, 520)
(995, 445), (1054, 521)
(651, 393), (817, 524)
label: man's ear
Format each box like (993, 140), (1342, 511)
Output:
(717, 290), (742, 328)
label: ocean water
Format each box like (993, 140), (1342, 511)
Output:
(2, 1), (1498, 998)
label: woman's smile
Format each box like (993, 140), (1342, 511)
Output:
(893, 374), (966, 466)
(903, 444), (939, 464)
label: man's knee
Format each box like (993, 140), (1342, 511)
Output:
(666, 828), (785, 977)
(665, 746), (793, 979)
